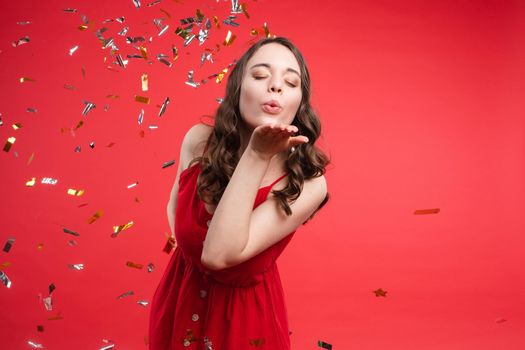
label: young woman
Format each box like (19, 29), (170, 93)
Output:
(149, 37), (329, 350)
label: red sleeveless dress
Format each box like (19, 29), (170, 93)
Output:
(149, 162), (295, 350)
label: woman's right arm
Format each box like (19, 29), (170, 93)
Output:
(167, 123), (214, 237)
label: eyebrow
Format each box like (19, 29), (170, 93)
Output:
(249, 63), (301, 78)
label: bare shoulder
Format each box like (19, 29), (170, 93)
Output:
(301, 174), (328, 204)
(180, 123), (213, 170)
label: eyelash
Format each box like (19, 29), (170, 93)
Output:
(253, 76), (298, 87)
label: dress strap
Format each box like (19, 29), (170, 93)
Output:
(267, 173), (288, 189)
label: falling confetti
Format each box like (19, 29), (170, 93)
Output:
(20, 77), (36, 83)
(141, 74), (148, 91)
(223, 30), (236, 46)
(69, 45), (79, 55)
(137, 300), (149, 307)
(87, 210), (103, 224)
(318, 340), (333, 349)
(3, 238), (15, 253)
(67, 188), (85, 196)
(41, 178), (58, 185)
(414, 208), (440, 215)
(27, 340), (44, 348)
(117, 290), (134, 299)
(135, 95), (150, 104)
(158, 97), (170, 117)
(12, 36), (30, 47)
(0, 270), (12, 288)
(111, 221), (134, 237)
(162, 160), (175, 169)
(373, 288), (387, 297)
(82, 101), (96, 116)
(26, 177), (36, 186)
(126, 261), (143, 269)
(185, 70), (200, 88)
(3, 136), (16, 152)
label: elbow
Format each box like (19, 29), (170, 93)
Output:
(200, 252), (232, 271)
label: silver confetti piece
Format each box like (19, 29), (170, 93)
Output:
(223, 15), (239, 27)
(116, 290), (134, 299)
(116, 17), (125, 23)
(89, 142), (95, 149)
(102, 37), (114, 49)
(17, 21), (32, 25)
(100, 345), (115, 350)
(68, 263), (84, 270)
(12, 36), (30, 47)
(41, 178), (58, 185)
(127, 54), (143, 59)
(158, 25), (169, 36)
(158, 97), (170, 117)
(127, 182), (138, 189)
(43, 296), (52, 311)
(69, 45), (79, 56)
(27, 340), (44, 348)
(231, 0), (242, 14)
(82, 101), (96, 116)
(63, 8), (77, 12)
(137, 300), (149, 307)
(138, 109), (144, 124)
(147, 0), (161, 6)
(201, 52), (213, 66)
(0, 270), (12, 288)
(118, 26), (129, 36)
(205, 18), (211, 30)
(64, 84), (76, 90)
(162, 160), (175, 169)
(74, 146), (81, 152)
(67, 240), (78, 246)
(27, 107), (38, 113)
(104, 104), (110, 112)
(115, 54), (127, 68)
(184, 34), (196, 47)
(147, 263), (155, 272)
(148, 125), (158, 129)
(216, 98), (224, 104)
(158, 58), (172, 67)
(3, 237), (15, 253)
(63, 228), (80, 237)
(132, 0), (141, 9)
(185, 70), (200, 88)
(198, 29), (208, 45)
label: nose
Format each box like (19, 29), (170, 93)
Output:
(268, 78), (283, 94)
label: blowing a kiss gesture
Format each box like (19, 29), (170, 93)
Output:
(247, 123), (309, 160)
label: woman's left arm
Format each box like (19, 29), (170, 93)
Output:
(201, 123), (327, 270)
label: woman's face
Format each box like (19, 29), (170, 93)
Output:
(239, 43), (302, 131)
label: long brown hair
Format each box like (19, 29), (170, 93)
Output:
(193, 37), (330, 222)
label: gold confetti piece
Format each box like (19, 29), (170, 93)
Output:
(126, 261), (143, 269)
(87, 210), (103, 224)
(263, 22), (271, 37)
(74, 120), (84, 130)
(250, 28), (258, 36)
(139, 46), (148, 59)
(240, 3), (250, 19)
(414, 208), (440, 215)
(223, 30), (236, 46)
(216, 67), (229, 83)
(26, 177), (36, 187)
(68, 263), (84, 270)
(4, 137), (16, 152)
(37, 243), (44, 251)
(78, 24), (88, 30)
(112, 221), (134, 237)
(27, 152), (34, 165)
(67, 188), (85, 196)
(172, 45), (178, 61)
(48, 312), (63, 321)
(69, 45), (79, 56)
(160, 8), (171, 18)
(106, 94), (119, 99)
(12, 123), (22, 130)
(212, 16), (220, 28)
(141, 74), (148, 91)
(373, 288), (387, 297)
(137, 300), (149, 307)
(135, 95), (150, 104)
(20, 77), (36, 83)
(0, 262), (12, 269)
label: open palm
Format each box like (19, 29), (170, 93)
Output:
(247, 123), (309, 159)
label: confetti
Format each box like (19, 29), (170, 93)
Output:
(240, 3), (250, 19)
(158, 56), (172, 67)
(198, 28), (209, 45)
(126, 261), (143, 269)
(0, 270), (12, 288)
(373, 288), (387, 297)
(135, 95), (150, 104)
(117, 290), (134, 299)
(26, 177), (36, 186)
(185, 70), (200, 88)
(132, 0), (141, 9)
(37, 243), (44, 251)
(137, 300), (149, 307)
(249, 338), (265, 346)
(68, 263), (84, 270)
(118, 26), (129, 36)
(12, 36), (30, 47)
(37, 325), (44, 332)
(64, 84), (76, 90)
(149, 125), (158, 129)
(115, 54), (127, 68)
(67, 188), (85, 196)
(141, 74), (148, 91)
(42, 296), (52, 310)
(12, 123), (22, 130)
(17, 21), (31, 25)
(20, 77), (36, 83)
(48, 312), (63, 320)
(204, 336), (213, 350)
(27, 107), (38, 113)
(0, 262), (12, 269)
(27, 340), (44, 348)
(82, 101), (96, 116)
(63, 8), (77, 12)
(495, 317), (507, 323)
(153, 18), (169, 36)
(49, 283), (56, 294)
(100, 344), (115, 350)
(223, 30), (236, 46)
(87, 210), (103, 224)
(3, 136), (16, 152)
(414, 208), (440, 215)
(67, 240), (78, 246)
(69, 45), (79, 56)
(215, 67), (229, 83)
(172, 45), (179, 61)
(111, 221), (134, 237)
(158, 97), (170, 117)
(318, 340), (332, 349)
(41, 178), (58, 185)
(231, 0), (242, 13)
(3, 238), (15, 253)
(147, 0), (161, 6)
(128, 181), (139, 189)
(223, 15), (239, 27)
(162, 160), (175, 169)
(147, 263), (155, 272)
(138, 109), (144, 124)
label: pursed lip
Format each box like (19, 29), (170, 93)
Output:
(262, 99), (282, 108)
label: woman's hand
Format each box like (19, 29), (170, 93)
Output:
(247, 123), (309, 160)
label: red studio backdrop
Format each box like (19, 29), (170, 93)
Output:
(1, 0), (524, 349)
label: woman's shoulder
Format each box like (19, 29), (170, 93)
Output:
(180, 123), (214, 169)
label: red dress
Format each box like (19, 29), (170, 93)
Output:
(149, 162), (295, 350)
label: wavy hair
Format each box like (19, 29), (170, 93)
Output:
(193, 37), (330, 223)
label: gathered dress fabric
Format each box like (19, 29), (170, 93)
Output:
(149, 162), (295, 350)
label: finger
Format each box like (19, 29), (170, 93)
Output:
(289, 135), (309, 146)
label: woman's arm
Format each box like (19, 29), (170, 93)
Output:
(201, 123), (327, 270)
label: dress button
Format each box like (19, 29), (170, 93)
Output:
(183, 339), (191, 347)
(192, 313), (199, 322)
(200, 290), (207, 298)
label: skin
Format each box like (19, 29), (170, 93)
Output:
(166, 43), (327, 270)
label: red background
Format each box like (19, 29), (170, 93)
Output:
(1, 0), (524, 349)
